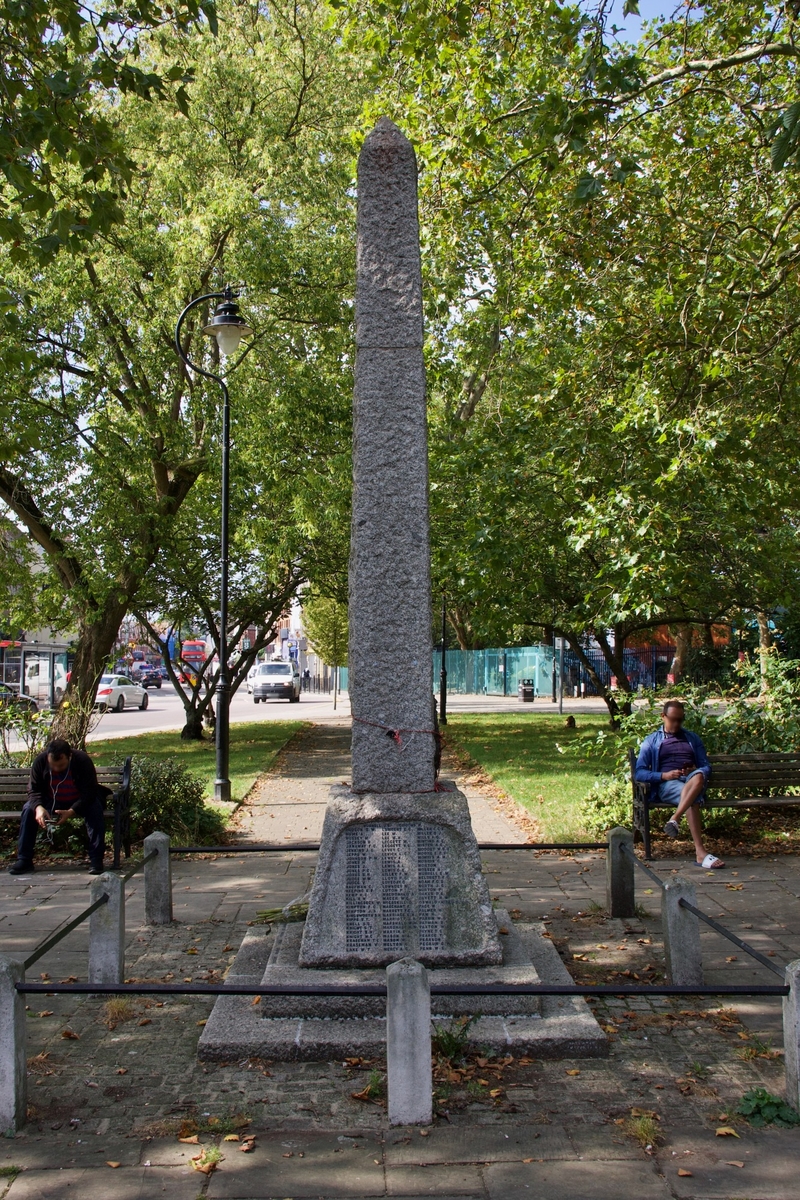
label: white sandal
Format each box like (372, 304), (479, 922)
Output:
(696, 854), (725, 869)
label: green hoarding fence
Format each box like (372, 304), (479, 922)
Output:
(432, 645), (555, 697)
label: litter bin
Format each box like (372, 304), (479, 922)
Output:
(518, 678), (535, 702)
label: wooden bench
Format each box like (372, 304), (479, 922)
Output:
(629, 749), (800, 859)
(0, 759), (132, 869)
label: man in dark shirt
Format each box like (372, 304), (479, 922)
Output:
(635, 701), (724, 869)
(9, 738), (107, 875)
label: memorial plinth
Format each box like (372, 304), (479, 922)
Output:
(299, 784), (500, 968)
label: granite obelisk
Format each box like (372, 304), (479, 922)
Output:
(298, 119), (501, 968)
(349, 117), (436, 795)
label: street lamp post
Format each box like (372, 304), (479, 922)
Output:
(439, 591), (448, 726)
(174, 286), (251, 802)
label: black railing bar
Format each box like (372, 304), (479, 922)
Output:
(119, 847), (158, 883)
(479, 842), (607, 851)
(678, 898), (786, 979)
(22, 895), (109, 971)
(168, 841), (608, 855)
(620, 841), (665, 889)
(16, 981), (790, 997)
(170, 843), (321, 853)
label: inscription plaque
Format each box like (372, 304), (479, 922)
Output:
(344, 822), (449, 955)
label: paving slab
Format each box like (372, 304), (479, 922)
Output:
(385, 1165), (485, 1195)
(483, 1160), (672, 1199)
(204, 1131), (385, 1197)
(384, 1125), (574, 1164)
(4, 1166), (201, 1199)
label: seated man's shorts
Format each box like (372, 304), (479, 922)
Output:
(657, 768), (705, 806)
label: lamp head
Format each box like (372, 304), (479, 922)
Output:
(202, 287), (252, 356)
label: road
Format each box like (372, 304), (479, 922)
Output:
(84, 684), (353, 741)
(84, 686), (609, 742)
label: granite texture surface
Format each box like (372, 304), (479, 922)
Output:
(298, 783), (502, 968)
(349, 118), (434, 795)
(197, 913), (606, 1063)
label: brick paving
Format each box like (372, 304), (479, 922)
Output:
(1, 722), (799, 1198)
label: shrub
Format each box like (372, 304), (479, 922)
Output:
(578, 777), (631, 837)
(119, 755), (227, 844)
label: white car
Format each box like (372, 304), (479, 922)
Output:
(246, 663), (259, 693)
(95, 674), (149, 712)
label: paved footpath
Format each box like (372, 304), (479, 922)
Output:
(1, 723), (799, 1199)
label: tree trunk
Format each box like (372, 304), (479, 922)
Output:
(51, 602), (129, 747)
(450, 606), (480, 651)
(563, 631), (622, 726)
(669, 625), (692, 683)
(181, 712), (207, 741)
(757, 611), (772, 694)
(594, 627), (633, 717)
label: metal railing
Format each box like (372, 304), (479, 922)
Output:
(619, 838), (787, 979)
(168, 840), (608, 854)
(21, 850), (156, 972)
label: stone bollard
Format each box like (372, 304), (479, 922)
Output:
(89, 871), (125, 987)
(386, 958), (432, 1126)
(144, 832), (172, 925)
(662, 876), (703, 988)
(606, 828), (635, 918)
(784, 958), (800, 1111)
(0, 956), (27, 1132)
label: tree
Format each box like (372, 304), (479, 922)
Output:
(353, 0), (800, 719)
(302, 592), (348, 668)
(0, 0), (360, 742)
(0, 0), (215, 260)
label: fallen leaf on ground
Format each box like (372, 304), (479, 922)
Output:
(251, 996), (261, 1006)
(716, 1127), (740, 1138)
(116, 1068), (127, 1075)
(240, 1143), (255, 1152)
(724, 1160), (745, 1168)
(498, 927), (509, 935)
(106, 1161), (121, 1168)
(677, 1168), (692, 1177)
(726, 956), (738, 963)
(282, 1151), (293, 1158)
(631, 1109), (658, 1119)
(186, 948), (198, 954)
(565, 1069), (580, 1076)
(59, 976), (78, 983)
(137, 1018), (151, 1026)
(726, 884), (743, 891)
(223, 1134), (240, 1142)
(418, 1129), (430, 1136)
(196, 1019), (207, 1027)
(178, 1135), (199, 1144)
(61, 1030), (79, 1040)
(191, 1159), (216, 1175)
(489, 1088), (504, 1098)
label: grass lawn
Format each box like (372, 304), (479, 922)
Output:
(89, 720), (306, 804)
(443, 712), (612, 841)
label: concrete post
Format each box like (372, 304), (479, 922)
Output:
(88, 872), (124, 987)
(783, 958), (800, 1111)
(0, 956), (27, 1132)
(144, 832), (172, 925)
(662, 876), (703, 988)
(606, 828), (635, 918)
(386, 958), (432, 1126)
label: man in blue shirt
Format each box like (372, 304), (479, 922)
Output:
(635, 701), (724, 869)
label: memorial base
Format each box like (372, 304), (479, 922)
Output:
(298, 782), (502, 969)
(198, 912), (608, 1063)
